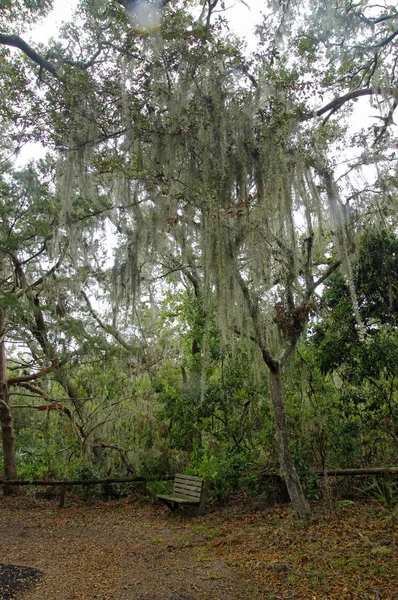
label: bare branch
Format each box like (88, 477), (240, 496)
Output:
(9, 362), (59, 386)
(307, 260), (342, 298)
(0, 33), (58, 77)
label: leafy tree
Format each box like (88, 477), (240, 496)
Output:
(311, 229), (398, 463)
(0, 155), (64, 481)
(1, 0), (397, 520)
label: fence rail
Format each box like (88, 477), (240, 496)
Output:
(0, 476), (173, 487)
(313, 467), (398, 476)
(1, 468), (397, 488)
(1, 469), (397, 507)
(0, 476), (174, 507)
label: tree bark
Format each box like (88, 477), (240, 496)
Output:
(0, 308), (18, 488)
(268, 365), (311, 522)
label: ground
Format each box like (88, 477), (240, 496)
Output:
(0, 493), (397, 599)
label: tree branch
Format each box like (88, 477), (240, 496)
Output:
(17, 381), (49, 399)
(114, 0), (171, 8)
(307, 260), (342, 298)
(8, 362), (59, 385)
(30, 246), (68, 290)
(0, 33), (58, 77)
(314, 87), (398, 119)
(81, 289), (135, 352)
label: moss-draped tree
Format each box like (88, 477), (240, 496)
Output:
(1, 0), (397, 518)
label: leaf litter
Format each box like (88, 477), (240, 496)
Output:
(0, 495), (397, 599)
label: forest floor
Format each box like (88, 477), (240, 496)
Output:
(0, 492), (397, 600)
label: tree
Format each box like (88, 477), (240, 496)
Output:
(0, 153), (150, 481)
(0, 155), (64, 481)
(1, 0), (397, 519)
(311, 228), (398, 462)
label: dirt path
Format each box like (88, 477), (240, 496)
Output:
(0, 497), (253, 600)
(1, 495), (398, 599)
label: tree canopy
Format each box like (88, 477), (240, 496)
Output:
(1, 0), (398, 520)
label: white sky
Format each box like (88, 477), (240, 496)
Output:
(29, 0), (264, 48)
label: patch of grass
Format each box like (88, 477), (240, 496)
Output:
(287, 572), (299, 586)
(365, 564), (387, 577)
(193, 547), (212, 562)
(204, 527), (221, 541)
(336, 499), (355, 510)
(206, 571), (219, 580)
(370, 545), (394, 557)
(329, 558), (346, 569)
(191, 524), (207, 534)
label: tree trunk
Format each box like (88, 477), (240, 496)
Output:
(0, 308), (18, 488)
(269, 366), (311, 522)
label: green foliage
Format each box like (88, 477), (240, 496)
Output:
(294, 229), (398, 469)
(145, 479), (173, 500)
(189, 444), (263, 501)
(0, 0), (53, 30)
(2, 0), (398, 513)
(362, 476), (398, 508)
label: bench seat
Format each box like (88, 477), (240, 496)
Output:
(157, 474), (206, 514)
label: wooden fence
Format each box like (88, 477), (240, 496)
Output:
(0, 476), (173, 507)
(1, 468), (397, 506)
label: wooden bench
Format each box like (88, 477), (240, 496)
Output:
(157, 474), (206, 515)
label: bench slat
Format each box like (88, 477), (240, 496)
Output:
(173, 475), (203, 496)
(157, 493), (200, 504)
(173, 482), (202, 493)
(173, 484), (201, 493)
(173, 490), (201, 497)
(173, 474), (203, 482)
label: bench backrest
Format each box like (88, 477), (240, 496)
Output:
(173, 474), (203, 500)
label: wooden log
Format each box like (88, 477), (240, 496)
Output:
(58, 485), (66, 508)
(383, 470), (392, 506)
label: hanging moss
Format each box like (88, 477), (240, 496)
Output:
(53, 22), (369, 378)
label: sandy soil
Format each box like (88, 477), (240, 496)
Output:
(0, 495), (254, 600)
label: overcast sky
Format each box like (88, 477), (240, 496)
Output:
(29, 0), (264, 50)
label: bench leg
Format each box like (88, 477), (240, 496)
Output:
(159, 498), (179, 511)
(197, 485), (207, 516)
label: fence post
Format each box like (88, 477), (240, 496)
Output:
(58, 485), (66, 508)
(383, 470), (392, 506)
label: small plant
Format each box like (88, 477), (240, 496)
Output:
(370, 545), (393, 557)
(145, 479), (172, 500)
(336, 499), (355, 510)
(367, 476), (397, 507)
(191, 524), (207, 534)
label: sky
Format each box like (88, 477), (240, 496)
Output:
(29, 0), (264, 49)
